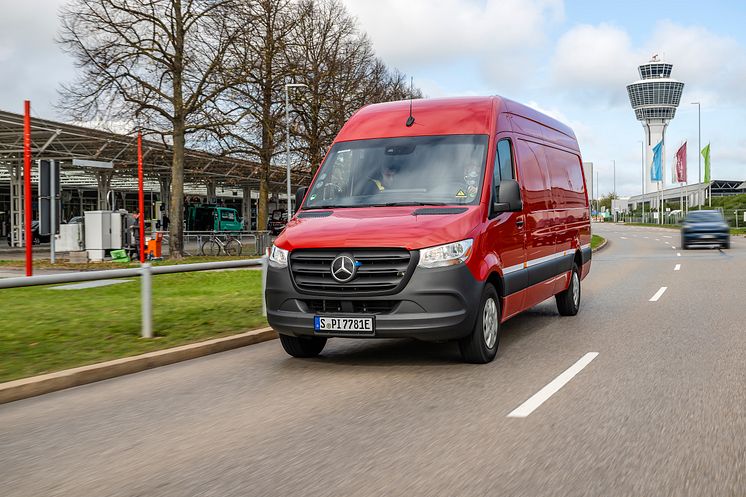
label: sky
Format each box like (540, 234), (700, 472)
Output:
(2, 0), (745, 197)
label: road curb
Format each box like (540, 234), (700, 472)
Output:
(592, 237), (609, 253)
(0, 327), (277, 405)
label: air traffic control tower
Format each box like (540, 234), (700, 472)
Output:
(627, 57), (684, 194)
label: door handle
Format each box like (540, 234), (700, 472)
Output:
(516, 218), (525, 228)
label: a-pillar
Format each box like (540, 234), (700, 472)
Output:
(96, 171), (113, 210)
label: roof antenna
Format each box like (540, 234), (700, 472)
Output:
(406, 77), (415, 127)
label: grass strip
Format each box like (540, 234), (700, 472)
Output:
(0, 270), (266, 382)
(591, 234), (605, 250)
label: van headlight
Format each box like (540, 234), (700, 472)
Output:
(269, 244), (289, 268)
(418, 239), (473, 268)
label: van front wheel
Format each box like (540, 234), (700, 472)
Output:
(458, 283), (500, 364)
(556, 264), (581, 316)
(279, 334), (327, 358)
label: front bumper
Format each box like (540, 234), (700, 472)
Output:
(266, 263), (483, 341)
(682, 231), (729, 245)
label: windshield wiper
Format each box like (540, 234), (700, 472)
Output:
(303, 204), (358, 210)
(374, 201), (451, 207)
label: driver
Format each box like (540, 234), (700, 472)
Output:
(368, 161), (402, 192)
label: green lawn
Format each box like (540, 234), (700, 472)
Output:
(591, 234), (605, 250)
(0, 270), (267, 383)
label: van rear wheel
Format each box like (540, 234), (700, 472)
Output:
(458, 283), (500, 364)
(279, 334), (327, 358)
(556, 264), (581, 316)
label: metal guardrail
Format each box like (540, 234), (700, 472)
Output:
(180, 231), (273, 256)
(0, 258), (268, 338)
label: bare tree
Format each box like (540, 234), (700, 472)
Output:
(221, 0), (300, 232)
(288, 0), (422, 175)
(58, 0), (246, 257)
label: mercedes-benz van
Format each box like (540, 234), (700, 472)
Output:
(266, 96), (591, 363)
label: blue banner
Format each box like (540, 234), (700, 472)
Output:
(651, 140), (663, 182)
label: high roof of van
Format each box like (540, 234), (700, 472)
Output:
(335, 96), (578, 151)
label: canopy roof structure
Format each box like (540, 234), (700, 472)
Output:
(0, 110), (313, 191)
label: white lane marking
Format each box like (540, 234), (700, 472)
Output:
(677, 252), (681, 257)
(644, 236), (649, 239)
(620, 236), (628, 240)
(507, 353), (599, 418)
(663, 235), (672, 238)
(674, 264), (681, 271)
(649, 287), (668, 302)
(655, 238), (660, 241)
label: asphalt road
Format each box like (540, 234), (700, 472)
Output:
(2, 224), (745, 497)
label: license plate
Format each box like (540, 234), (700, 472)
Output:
(314, 316), (375, 336)
(702, 234), (714, 238)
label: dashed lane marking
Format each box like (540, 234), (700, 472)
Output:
(650, 287), (668, 302)
(674, 264), (681, 271)
(507, 353), (599, 418)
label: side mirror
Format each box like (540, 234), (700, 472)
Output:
(295, 186), (308, 210)
(493, 179), (523, 213)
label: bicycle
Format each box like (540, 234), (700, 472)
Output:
(201, 233), (243, 256)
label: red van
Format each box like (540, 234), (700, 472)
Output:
(266, 96), (591, 363)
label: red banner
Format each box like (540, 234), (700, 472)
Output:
(675, 142), (687, 183)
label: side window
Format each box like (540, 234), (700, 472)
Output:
(494, 139), (515, 186)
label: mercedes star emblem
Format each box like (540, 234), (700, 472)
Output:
(331, 254), (357, 283)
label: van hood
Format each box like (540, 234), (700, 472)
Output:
(275, 206), (482, 251)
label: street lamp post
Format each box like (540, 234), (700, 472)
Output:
(285, 82), (308, 218)
(638, 140), (645, 223)
(691, 102), (701, 208)
(612, 159), (616, 222)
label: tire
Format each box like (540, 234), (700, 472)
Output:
(681, 237), (689, 250)
(556, 263), (581, 316)
(225, 239), (242, 256)
(722, 239), (730, 249)
(279, 334), (327, 358)
(458, 283), (500, 364)
(201, 240), (221, 256)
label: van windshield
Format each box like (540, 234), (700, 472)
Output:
(304, 135), (489, 209)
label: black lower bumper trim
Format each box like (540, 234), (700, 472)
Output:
(267, 263), (482, 341)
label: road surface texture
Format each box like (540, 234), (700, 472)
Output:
(2, 224), (745, 496)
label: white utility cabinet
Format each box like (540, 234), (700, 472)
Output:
(84, 210), (111, 261)
(57, 223), (84, 252)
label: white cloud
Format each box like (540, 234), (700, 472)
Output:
(550, 20), (746, 108)
(647, 21), (746, 108)
(342, 0), (564, 90)
(549, 23), (641, 106)
(0, 0), (75, 118)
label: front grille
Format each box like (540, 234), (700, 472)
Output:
(303, 300), (398, 315)
(289, 248), (414, 295)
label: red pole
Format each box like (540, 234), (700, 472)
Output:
(138, 131), (145, 263)
(23, 100), (32, 277)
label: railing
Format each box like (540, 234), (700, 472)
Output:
(615, 208), (746, 228)
(0, 258), (268, 338)
(180, 231), (273, 256)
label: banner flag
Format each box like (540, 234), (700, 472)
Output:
(675, 142), (687, 183)
(651, 140), (663, 182)
(702, 143), (711, 182)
